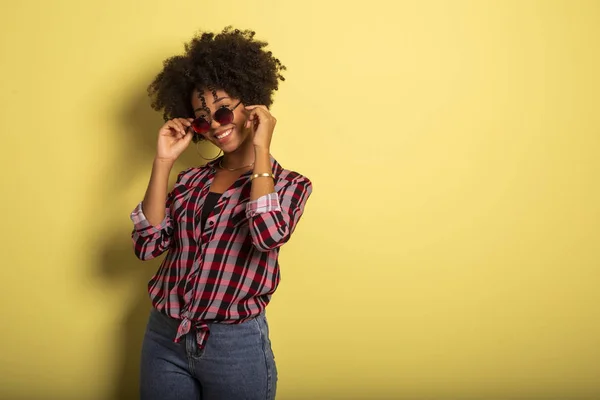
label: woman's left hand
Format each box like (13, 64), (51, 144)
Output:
(245, 105), (276, 150)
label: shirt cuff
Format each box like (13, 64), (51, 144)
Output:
(130, 202), (170, 236)
(245, 192), (281, 218)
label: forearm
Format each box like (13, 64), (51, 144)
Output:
(250, 146), (275, 200)
(142, 158), (174, 226)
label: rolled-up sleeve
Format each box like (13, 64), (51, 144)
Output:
(131, 202), (171, 237)
(130, 169), (190, 260)
(245, 176), (312, 252)
(130, 200), (174, 261)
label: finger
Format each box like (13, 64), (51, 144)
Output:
(245, 106), (271, 117)
(177, 123), (188, 136)
(244, 105), (269, 111)
(166, 120), (181, 128)
(170, 126), (184, 140)
(177, 117), (192, 127)
(170, 123), (187, 139)
(183, 129), (194, 144)
(245, 110), (253, 127)
(165, 121), (180, 135)
(180, 124), (193, 138)
(245, 110), (258, 129)
(251, 107), (273, 121)
(172, 119), (186, 134)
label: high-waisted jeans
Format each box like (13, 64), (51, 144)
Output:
(140, 308), (277, 400)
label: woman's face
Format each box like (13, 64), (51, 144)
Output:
(190, 88), (251, 153)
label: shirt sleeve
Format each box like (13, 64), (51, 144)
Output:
(130, 169), (188, 260)
(245, 175), (313, 252)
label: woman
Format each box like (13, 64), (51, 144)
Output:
(130, 27), (312, 400)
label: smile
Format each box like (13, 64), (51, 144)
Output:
(216, 128), (233, 140)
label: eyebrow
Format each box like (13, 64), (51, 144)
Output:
(194, 96), (230, 112)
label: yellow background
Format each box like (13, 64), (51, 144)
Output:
(2, 0), (599, 399)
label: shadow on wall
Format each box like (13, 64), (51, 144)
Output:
(95, 74), (207, 399)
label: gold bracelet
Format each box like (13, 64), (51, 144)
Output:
(250, 172), (274, 181)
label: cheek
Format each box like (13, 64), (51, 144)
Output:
(235, 109), (249, 126)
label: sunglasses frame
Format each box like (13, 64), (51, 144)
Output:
(191, 100), (243, 139)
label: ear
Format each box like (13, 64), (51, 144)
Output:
(244, 113), (253, 129)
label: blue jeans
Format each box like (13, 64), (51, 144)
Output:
(140, 308), (278, 400)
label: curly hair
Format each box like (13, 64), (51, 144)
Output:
(147, 26), (286, 142)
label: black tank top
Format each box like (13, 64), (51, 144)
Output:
(201, 192), (222, 228)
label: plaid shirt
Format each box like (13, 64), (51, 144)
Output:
(130, 156), (312, 348)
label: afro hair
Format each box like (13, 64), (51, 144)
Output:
(147, 26), (286, 142)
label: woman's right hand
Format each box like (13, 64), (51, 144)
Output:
(156, 118), (194, 162)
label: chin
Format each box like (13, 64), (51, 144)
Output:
(219, 128), (250, 153)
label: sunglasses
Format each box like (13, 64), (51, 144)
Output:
(191, 100), (243, 135)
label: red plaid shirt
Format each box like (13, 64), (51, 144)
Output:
(130, 156), (312, 348)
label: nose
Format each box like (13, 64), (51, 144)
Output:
(210, 118), (221, 130)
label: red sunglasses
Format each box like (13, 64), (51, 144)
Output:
(191, 100), (243, 135)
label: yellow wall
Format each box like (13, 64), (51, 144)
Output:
(2, 0), (599, 399)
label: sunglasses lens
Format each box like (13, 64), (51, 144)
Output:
(214, 108), (234, 125)
(192, 107), (235, 134)
(191, 117), (210, 133)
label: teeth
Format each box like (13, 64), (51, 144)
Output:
(216, 129), (232, 139)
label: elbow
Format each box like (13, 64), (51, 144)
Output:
(250, 228), (290, 252)
(252, 240), (283, 252)
(134, 251), (155, 261)
(132, 238), (161, 261)
(133, 246), (156, 261)
(131, 228), (172, 260)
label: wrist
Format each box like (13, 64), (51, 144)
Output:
(253, 145), (270, 156)
(153, 157), (175, 169)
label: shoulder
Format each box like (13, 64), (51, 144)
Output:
(174, 165), (209, 187)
